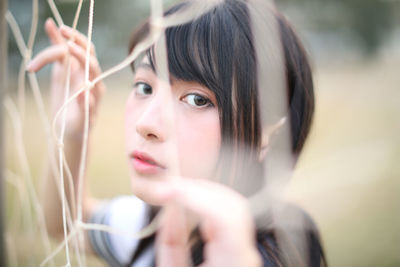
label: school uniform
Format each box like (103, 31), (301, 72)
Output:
(88, 196), (322, 267)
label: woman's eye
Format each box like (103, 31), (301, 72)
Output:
(134, 82), (152, 96)
(183, 94), (214, 108)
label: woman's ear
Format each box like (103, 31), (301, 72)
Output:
(258, 117), (287, 162)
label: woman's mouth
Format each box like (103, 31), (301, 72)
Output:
(131, 151), (165, 174)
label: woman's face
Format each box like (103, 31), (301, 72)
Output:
(125, 59), (221, 204)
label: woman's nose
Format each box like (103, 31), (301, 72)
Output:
(135, 95), (169, 142)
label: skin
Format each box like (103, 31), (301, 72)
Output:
(125, 63), (221, 204)
(28, 18), (104, 244)
(30, 18), (261, 267)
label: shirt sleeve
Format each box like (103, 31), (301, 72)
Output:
(88, 195), (149, 266)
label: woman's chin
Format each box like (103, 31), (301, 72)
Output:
(130, 174), (175, 206)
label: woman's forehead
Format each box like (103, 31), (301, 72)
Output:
(133, 54), (177, 86)
(133, 54), (151, 70)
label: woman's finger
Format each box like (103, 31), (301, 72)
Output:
(27, 44), (67, 72)
(162, 178), (261, 267)
(60, 25), (96, 55)
(77, 92), (99, 118)
(45, 18), (64, 45)
(67, 42), (101, 77)
(169, 178), (252, 231)
(67, 41), (105, 101)
(156, 205), (189, 267)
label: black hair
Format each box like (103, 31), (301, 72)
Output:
(130, 1), (314, 162)
(127, 0), (323, 266)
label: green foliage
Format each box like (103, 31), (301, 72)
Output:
(277, 0), (399, 55)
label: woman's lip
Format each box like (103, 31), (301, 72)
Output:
(130, 151), (165, 174)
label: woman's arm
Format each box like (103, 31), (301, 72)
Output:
(28, 18), (105, 244)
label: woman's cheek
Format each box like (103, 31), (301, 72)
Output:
(124, 93), (138, 153)
(177, 109), (221, 180)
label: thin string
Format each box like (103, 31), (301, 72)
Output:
(27, 0), (39, 50)
(4, 97), (54, 267)
(79, 210), (162, 239)
(75, 2), (95, 265)
(6, 1), (260, 266)
(55, 1), (86, 265)
(57, 59), (73, 267)
(39, 210), (162, 267)
(42, 0), (86, 264)
(50, 0), (223, 142)
(16, 0), (37, 122)
(7, 9), (64, 216)
(39, 227), (79, 267)
(6, 10), (57, 267)
(150, 0), (182, 177)
(72, 0), (84, 29)
(76, 0), (95, 222)
(17, 0), (38, 122)
(28, 71), (77, 233)
(5, 11), (27, 54)
(46, 0), (64, 26)
(50, 0), (220, 137)
(46, 1), (228, 248)
(8, 7), (77, 263)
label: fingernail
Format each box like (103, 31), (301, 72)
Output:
(45, 17), (55, 27)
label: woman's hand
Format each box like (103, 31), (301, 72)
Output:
(32, 18), (104, 242)
(28, 18), (105, 140)
(156, 178), (262, 267)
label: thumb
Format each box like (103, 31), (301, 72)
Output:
(156, 204), (190, 267)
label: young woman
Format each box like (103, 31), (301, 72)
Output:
(29, 0), (326, 266)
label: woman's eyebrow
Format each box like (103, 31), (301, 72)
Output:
(135, 60), (177, 84)
(135, 62), (154, 71)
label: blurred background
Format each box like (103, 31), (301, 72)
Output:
(4, 0), (400, 266)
